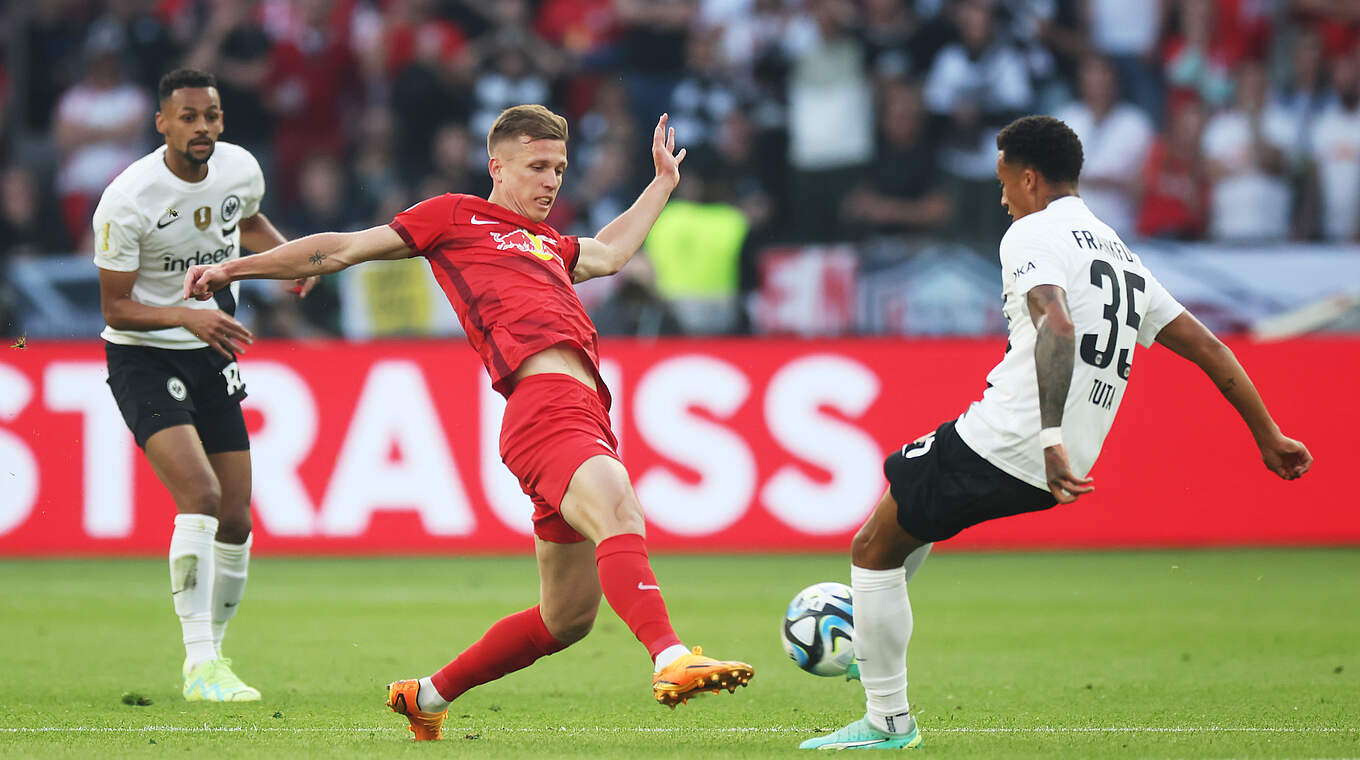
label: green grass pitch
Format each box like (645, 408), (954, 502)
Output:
(1, 550), (1356, 759)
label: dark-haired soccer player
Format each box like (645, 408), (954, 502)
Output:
(94, 68), (315, 701)
(799, 115), (1313, 750)
(184, 105), (754, 739)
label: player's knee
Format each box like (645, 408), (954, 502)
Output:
(215, 512), (252, 544)
(851, 520), (911, 570)
(546, 600), (599, 645)
(177, 477), (222, 517)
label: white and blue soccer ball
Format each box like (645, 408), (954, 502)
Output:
(781, 581), (855, 677)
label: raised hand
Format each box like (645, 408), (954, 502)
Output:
(651, 113), (687, 188)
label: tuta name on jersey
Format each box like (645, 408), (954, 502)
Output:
(162, 244), (235, 271)
(1069, 229), (1134, 263)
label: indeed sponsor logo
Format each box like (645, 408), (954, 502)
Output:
(162, 244), (235, 271)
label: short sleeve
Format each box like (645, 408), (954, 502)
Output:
(241, 151), (265, 218)
(1000, 223), (1067, 296)
(1136, 269), (1185, 347)
(562, 235), (581, 273)
(92, 189), (145, 272)
(390, 194), (458, 255)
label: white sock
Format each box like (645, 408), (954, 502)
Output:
(170, 514), (219, 672)
(417, 677), (450, 713)
(212, 533), (252, 656)
(851, 564), (913, 735)
(903, 543), (933, 583)
(653, 643), (690, 672)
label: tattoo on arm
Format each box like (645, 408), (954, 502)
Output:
(308, 252), (326, 266)
(1029, 286), (1076, 430)
(1218, 376), (1238, 394)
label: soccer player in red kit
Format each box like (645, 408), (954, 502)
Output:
(184, 105), (753, 740)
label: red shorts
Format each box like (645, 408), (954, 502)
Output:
(499, 373), (620, 543)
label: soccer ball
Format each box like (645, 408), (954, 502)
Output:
(780, 581), (855, 677)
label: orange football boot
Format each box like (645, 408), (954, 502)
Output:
(652, 646), (754, 707)
(386, 679), (447, 741)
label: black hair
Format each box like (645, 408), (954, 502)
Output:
(158, 68), (218, 103)
(995, 115), (1083, 185)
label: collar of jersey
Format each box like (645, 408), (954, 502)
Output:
(460, 195), (551, 232)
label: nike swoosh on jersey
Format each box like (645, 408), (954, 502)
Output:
(469, 216), (498, 225)
(221, 224), (237, 236)
(637, 582), (661, 591)
(157, 211), (182, 228)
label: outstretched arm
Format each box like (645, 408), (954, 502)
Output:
(239, 211), (319, 298)
(1154, 310), (1312, 480)
(185, 225), (410, 299)
(573, 114), (687, 283)
(1027, 284), (1095, 503)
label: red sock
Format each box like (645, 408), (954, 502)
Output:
(429, 605), (567, 702)
(595, 533), (683, 659)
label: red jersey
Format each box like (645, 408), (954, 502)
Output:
(389, 194), (606, 404)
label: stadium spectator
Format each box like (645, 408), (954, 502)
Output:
(280, 154), (351, 335)
(0, 165), (71, 259)
(416, 122), (490, 205)
(1273, 28), (1330, 162)
(589, 254), (686, 337)
(182, 0), (277, 159)
(1309, 44), (1360, 242)
(924, 0), (1033, 245)
(784, 0), (874, 242)
(469, 44), (554, 140)
(349, 106), (402, 219)
(14, 0), (88, 137)
(262, 0), (362, 209)
(99, 0), (181, 94)
(1202, 60), (1295, 241)
(566, 137), (635, 235)
(1054, 55), (1155, 238)
(366, 0), (468, 80)
(859, 0), (930, 83)
(1137, 100), (1211, 240)
(533, 0), (620, 66)
(614, 0), (696, 129)
(644, 169), (749, 333)
(1085, 0), (1167, 123)
(841, 80), (951, 238)
(1163, 0), (1244, 114)
(668, 28), (743, 150)
(52, 21), (152, 250)
(696, 0), (792, 73)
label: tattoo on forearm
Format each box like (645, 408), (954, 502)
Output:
(1035, 326), (1075, 429)
(1218, 377), (1238, 394)
(308, 252), (326, 266)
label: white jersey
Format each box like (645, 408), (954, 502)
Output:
(955, 197), (1184, 490)
(93, 142), (264, 349)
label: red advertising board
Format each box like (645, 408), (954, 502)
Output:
(0, 338), (1353, 555)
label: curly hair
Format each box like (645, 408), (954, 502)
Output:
(158, 68), (218, 103)
(995, 115), (1084, 185)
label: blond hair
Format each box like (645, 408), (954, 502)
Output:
(486, 104), (569, 156)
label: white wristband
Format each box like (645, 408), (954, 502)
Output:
(1038, 427), (1063, 449)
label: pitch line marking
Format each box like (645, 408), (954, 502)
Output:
(3, 726), (1357, 735)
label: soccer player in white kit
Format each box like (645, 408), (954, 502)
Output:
(800, 116), (1314, 750)
(93, 69), (314, 701)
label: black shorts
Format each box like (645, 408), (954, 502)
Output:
(105, 342), (249, 452)
(884, 420), (1057, 542)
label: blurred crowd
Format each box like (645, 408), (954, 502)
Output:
(1, 0), (1359, 337)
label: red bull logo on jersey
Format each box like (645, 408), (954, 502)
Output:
(490, 229), (557, 262)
